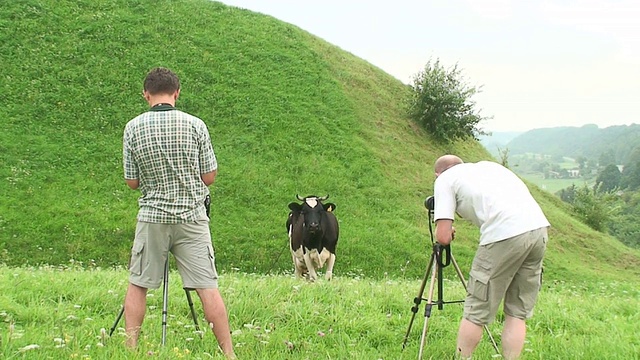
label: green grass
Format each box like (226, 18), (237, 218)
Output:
(1, 265), (638, 359)
(519, 173), (590, 194)
(2, 2), (640, 358)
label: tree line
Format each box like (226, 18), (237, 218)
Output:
(506, 124), (640, 165)
(556, 147), (640, 248)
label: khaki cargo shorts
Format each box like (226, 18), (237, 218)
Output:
(463, 227), (548, 325)
(128, 216), (219, 289)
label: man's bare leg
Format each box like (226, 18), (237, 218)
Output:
(501, 315), (526, 360)
(456, 318), (483, 359)
(196, 288), (236, 359)
(124, 283), (148, 348)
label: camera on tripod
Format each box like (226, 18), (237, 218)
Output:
(424, 196), (434, 213)
(402, 195), (499, 358)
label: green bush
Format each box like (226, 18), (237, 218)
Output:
(407, 58), (489, 143)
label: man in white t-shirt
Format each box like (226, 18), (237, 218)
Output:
(433, 155), (550, 360)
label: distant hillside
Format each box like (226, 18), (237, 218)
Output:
(506, 124), (640, 163)
(1, 0), (639, 283)
(479, 131), (523, 156)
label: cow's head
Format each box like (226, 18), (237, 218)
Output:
(288, 194), (336, 235)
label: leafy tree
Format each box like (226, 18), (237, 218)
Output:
(576, 156), (588, 173)
(606, 191), (640, 248)
(572, 185), (612, 232)
(598, 149), (616, 167)
(608, 213), (640, 248)
(407, 58), (490, 143)
(594, 164), (621, 193)
(557, 183), (638, 247)
(620, 145), (640, 190)
(497, 146), (510, 167)
(557, 184), (577, 203)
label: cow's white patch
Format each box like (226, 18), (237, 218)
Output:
(307, 248), (326, 269)
(305, 198), (318, 208)
(291, 246), (307, 278)
(318, 248), (331, 267)
(292, 246), (304, 259)
(303, 248), (319, 281)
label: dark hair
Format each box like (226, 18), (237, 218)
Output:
(143, 67), (180, 95)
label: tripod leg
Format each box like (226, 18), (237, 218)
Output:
(450, 255), (500, 354)
(161, 259), (169, 346)
(184, 289), (202, 337)
(109, 306), (124, 337)
(402, 253), (435, 349)
(418, 259), (439, 360)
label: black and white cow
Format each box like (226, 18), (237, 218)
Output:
(286, 194), (339, 281)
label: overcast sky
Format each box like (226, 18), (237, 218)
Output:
(217, 0), (639, 133)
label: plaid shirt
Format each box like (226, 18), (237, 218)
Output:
(123, 105), (217, 223)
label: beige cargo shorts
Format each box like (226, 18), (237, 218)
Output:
(463, 227), (548, 325)
(128, 216), (218, 289)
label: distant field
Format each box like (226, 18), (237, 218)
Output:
(518, 173), (590, 194)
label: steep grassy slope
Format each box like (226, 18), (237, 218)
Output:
(1, 0), (638, 283)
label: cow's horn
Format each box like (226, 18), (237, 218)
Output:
(296, 194), (305, 201)
(317, 194), (329, 201)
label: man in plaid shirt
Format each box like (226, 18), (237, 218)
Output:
(122, 67), (235, 358)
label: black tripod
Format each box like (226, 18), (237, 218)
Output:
(401, 196), (499, 359)
(109, 258), (202, 345)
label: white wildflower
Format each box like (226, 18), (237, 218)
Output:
(19, 344), (40, 352)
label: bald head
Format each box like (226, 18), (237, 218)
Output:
(434, 155), (464, 176)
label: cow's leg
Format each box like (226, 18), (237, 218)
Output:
(303, 250), (318, 281)
(291, 247), (306, 279)
(324, 252), (336, 281)
(309, 249), (323, 269)
(318, 249), (331, 269)
(296, 259), (306, 278)
(291, 251), (302, 278)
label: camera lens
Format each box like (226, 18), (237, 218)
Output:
(424, 196), (434, 211)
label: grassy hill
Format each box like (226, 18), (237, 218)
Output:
(1, 0), (639, 284)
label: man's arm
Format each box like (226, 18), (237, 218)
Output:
(435, 219), (455, 246)
(200, 170), (217, 186)
(125, 179), (139, 190)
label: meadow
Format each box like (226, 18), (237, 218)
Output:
(1, 265), (638, 359)
(2, 1), (640, 359)
(518, 174), (588, 195)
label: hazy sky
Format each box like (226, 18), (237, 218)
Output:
(217, 0), (639, 132)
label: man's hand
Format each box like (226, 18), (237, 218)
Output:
(435, 219), (454, 246)
(125, 179), (139, 190)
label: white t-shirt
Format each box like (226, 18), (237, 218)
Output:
(434, 161), (550, 245)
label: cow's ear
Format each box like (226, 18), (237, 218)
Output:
(288, 202), (302, 211)
(324, 203), (336, 212)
